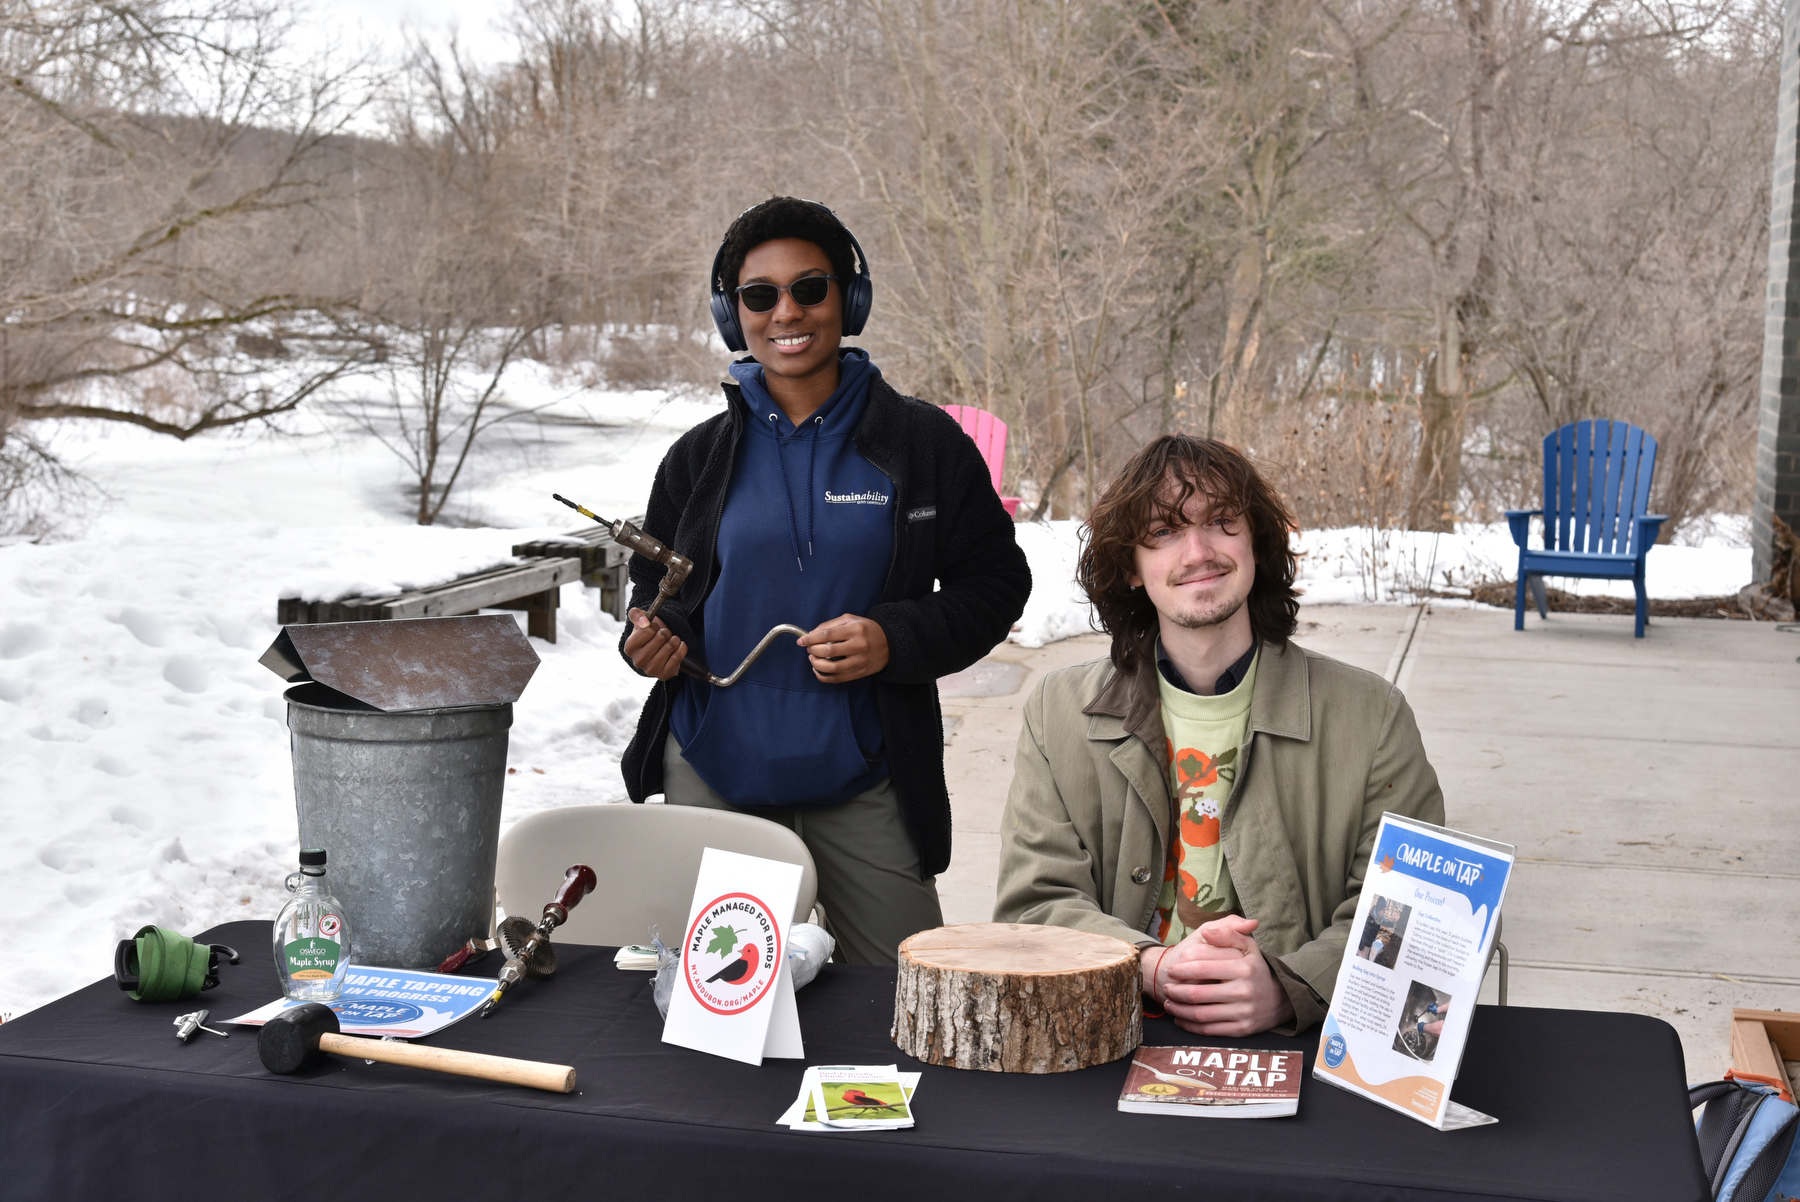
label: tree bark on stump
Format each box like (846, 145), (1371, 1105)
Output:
(891, 923), (1141, 1073)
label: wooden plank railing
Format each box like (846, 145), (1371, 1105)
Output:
(511, 515), (643, 622)
(278, 557), (582, 642)
(276, 516), (647, 642)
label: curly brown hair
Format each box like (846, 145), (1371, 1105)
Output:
(1077, 435), (1299, 670)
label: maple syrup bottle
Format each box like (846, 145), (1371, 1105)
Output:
(272, 848), (353, 1002)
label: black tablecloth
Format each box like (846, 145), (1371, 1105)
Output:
(0, 921), (1705, 1202)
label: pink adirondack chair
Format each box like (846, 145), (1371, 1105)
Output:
(942, 404), (1022, 518)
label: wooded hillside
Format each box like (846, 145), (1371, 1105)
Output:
(0, 0), (1777, 534)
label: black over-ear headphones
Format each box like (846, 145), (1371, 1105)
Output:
(709, 200), (873, 354)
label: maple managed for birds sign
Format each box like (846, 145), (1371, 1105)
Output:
(662, 848), (805, 1065)
(684, 892), (781, 1014)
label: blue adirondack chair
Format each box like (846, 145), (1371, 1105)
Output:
(1506, 420), (1667, 638)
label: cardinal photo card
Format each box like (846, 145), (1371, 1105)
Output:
(806, 1065), (915, 1129)
(778, 1069), (921, 1131)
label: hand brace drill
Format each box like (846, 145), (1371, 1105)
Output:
(553, 494), (804, 688)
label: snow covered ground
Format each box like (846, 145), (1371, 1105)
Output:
(0, 381), (1756, 1017)
(0, 374), (705, 1019)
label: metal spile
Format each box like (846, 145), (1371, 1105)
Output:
(480, 864), (596, 1019)
(173, 1009), (230, 1042)
(552, 493), (805, 688)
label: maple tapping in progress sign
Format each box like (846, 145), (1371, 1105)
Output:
(661, 847), (804, 1066)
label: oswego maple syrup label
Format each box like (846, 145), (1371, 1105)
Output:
(283, 936), (340, 981)
(684, 891), (782, 1016)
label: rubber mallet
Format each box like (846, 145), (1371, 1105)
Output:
(257, 1003), (575, 1094)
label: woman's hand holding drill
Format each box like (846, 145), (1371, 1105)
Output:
(625, 610), (687, 680)
(800, 614), (888, 683)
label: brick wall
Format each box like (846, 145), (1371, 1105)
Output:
(1757, 0), (1800, 581)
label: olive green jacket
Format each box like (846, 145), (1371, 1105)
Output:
(992, 632), (1445, 1033)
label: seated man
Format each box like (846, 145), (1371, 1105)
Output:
(993, 434), (1444, 1036)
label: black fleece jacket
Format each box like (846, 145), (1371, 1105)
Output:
(618, 377), (1032, 878)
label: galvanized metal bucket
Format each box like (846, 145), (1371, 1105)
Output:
(285, 682), (509, 969)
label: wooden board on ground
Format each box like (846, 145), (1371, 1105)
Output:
(1730, 1008), (1800, 1099)
(891, 923), (1140, 1074)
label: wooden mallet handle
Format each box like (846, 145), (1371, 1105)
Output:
(317, 1033), (576, 1094)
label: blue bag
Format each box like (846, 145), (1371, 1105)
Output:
(1691, 1078), (1800, 1202)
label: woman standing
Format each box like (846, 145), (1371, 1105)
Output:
(618, 197), (1030, 965)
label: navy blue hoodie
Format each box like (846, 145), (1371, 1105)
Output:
(669, 349), (895, 807)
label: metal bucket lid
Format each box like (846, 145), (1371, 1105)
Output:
(261, 615), (539, 712)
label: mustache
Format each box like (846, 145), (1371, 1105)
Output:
(1165, 559), (1236, 587)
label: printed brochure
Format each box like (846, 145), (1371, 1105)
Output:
(1118, 1046), (1301, 1118)
(1313, 813), (1513, 1130)
(225, 964), (496, 1038)
(803, 1064), (915, 1129)
(778, 1065), (920, 1132)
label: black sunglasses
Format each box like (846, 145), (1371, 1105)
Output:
(735, 275), (837, 313)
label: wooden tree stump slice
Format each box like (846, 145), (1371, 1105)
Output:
(892, 923), (1141, 1073)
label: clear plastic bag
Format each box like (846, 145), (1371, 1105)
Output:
(651, 927), (679, 1019)
(786, 922), (835, 990)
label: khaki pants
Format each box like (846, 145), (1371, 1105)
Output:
(662, 734), (943, 966)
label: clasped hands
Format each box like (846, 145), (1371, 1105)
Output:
(624, 610), (889, 683)
(1140, 915), (1295, 1037)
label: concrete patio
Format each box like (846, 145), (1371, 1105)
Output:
(935, 603), (1800, 1079)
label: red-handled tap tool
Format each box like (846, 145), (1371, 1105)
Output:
(479, 864), (597, 1018)
(436, 936), (499, 975)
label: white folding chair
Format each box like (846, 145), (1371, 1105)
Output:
(495, 804), (818, 948)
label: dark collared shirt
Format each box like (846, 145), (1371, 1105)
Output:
(1156, 637), (1258, 697)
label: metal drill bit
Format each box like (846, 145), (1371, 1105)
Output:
(552, 493), (611, 526)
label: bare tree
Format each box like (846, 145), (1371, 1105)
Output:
(336, 40), (554, 525)
(0, 2), (376, 453)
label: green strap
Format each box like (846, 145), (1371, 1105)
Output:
(127, 926), (208, 1002)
